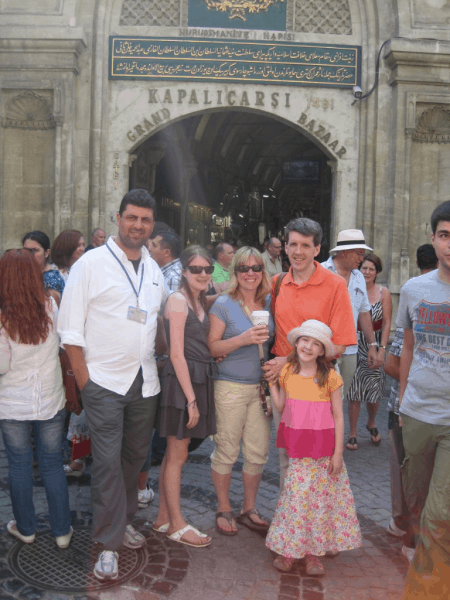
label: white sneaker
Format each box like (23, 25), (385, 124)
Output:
(94, 550), (119, 580)
(386, 518), (406, 537)
(123, 524), (146, 549)
(402, 545), (415, 564)
(138, 485), (155, 508)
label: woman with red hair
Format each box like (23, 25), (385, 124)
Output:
(51, 229), (85, 282)
(0, 249), (72, 548)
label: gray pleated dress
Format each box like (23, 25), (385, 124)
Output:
(158, 308), (217, 440)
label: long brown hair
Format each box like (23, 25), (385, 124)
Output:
(286, 340), (333, 388)
(51, 229), (83, 269)
(179, 245), (212, 316)
(0, 249), (52, 345)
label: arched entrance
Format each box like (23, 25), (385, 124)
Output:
(129, 110), (333, 257)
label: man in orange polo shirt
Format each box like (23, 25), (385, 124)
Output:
(263, 217), (358, 489)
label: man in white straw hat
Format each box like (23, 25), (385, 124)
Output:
(322, 229), (383, 451)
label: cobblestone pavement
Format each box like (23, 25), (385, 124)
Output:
(0, 378), (409, 599)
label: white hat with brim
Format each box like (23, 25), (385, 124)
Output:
(330, 229), (373, 253)
(287, 320), (335, 359)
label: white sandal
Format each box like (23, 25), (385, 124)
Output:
(152, 522), (170, 533)
(166, 524), (211, 548)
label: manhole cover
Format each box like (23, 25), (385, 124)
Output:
(9, 527), (146, 592)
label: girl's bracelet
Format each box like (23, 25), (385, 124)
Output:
(186, 399), (197, 408)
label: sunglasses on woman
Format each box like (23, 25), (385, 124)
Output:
(186, 265), (214, 274)
(235, 264), (265, 273)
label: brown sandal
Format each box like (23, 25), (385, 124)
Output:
(236, 508), (269, 533)
(215, 511), (238, 536)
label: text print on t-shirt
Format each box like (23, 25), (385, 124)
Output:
(414, 300), (450, 369)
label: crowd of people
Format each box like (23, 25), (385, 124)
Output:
(0, 189), (448, 598)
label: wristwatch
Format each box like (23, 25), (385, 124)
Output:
(368, 342), (378, 347)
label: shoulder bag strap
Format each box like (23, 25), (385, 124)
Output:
(271, 272), (287, 319)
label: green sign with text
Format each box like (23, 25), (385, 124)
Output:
(109, 37), (361, 88)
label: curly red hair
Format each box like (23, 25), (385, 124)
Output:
(0, 249), (52, 345)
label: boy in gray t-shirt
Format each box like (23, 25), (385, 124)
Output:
(398, 201), (450, 594)
(397, 269), (450, 425)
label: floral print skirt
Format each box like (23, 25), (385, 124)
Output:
(266, 456), (362, 559)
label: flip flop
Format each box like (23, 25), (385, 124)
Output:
(215, 512), (238, 536)
(236, 508), (269, 533)
(366, 425), (381, 444)
(166, 524), (212, 548)
(346, 437), (358, 451)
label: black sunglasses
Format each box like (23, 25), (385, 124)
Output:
(186, 265), (214, 275)
(235, 264), (264, 273)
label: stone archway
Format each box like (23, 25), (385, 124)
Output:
(104, 83), (358, 242)
(128, 109), (335, 256)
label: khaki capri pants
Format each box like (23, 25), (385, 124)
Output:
(211, 380), (271, 476)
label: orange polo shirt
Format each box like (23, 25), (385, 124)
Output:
(272, 262), (357, 357)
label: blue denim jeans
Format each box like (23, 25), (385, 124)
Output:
(0, 408), (71, 537)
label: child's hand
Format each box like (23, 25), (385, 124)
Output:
(328, 454), (343, 477)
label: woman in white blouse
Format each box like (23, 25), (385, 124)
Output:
(0, 249), (72, 548)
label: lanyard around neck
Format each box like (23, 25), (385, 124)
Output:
(106, 243), (145, 307)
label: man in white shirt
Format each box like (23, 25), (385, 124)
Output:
(262, 237), (283, 278)
(58, 189), (166, 581)
(322, 229), (382, 451)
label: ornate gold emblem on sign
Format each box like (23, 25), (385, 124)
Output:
(203, 0), (284, 21)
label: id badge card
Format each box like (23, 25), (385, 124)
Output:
(127, 306), (147, 324)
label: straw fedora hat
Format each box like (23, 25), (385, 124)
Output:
(287, 320), (335, 359)
(330, 229), (373, 252)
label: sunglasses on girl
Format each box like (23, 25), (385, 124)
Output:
(186, 265), (214, 274)
(235, 264), (265, 273)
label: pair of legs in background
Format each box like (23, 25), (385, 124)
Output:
(81, 369), (157, 577)
(0, 407), (71, 542)
(211, 380), (271, 535)
(339, 354), (381, 450)
(401, 414), (450, 598)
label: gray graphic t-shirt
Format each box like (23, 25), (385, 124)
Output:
(396, 270), (450, 425)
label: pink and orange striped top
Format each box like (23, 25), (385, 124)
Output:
(277, 364), (343, 459)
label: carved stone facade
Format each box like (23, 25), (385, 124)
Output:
(118, 0), (352, 34)
(413, 105), (450, 143)
(0, 0), (450, 309)
(120, 0), (181, 26)
(1, 91), (55, 130)
(294, 0), (352, 34)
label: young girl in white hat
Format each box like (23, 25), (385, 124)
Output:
(266, 320), (361, 575)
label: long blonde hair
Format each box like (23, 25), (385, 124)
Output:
(227, 246), (271, 306)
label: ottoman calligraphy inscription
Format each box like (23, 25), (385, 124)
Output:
(109, 37), (361, 88)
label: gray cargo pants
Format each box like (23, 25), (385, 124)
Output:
(81, 369), (158, 551)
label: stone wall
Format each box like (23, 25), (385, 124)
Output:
(0, 0), (448, 297)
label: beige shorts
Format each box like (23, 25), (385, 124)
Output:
(211, 379), (271, 476)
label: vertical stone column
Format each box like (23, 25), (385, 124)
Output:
(53, 116), (63, 235)
(180, 161), (197, 248)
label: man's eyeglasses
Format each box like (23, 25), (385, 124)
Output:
(235, 264), (265, 273)
(186, 265), (214, 275)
